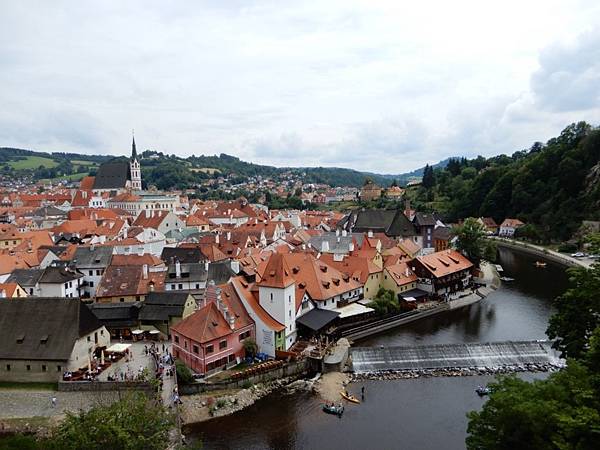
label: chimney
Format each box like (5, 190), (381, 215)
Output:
(215, 233), (220, 244)
(175, 259), (181, 278)
(123, 227), (127, 239)
(227, 231), (231, 241)
(142, 264), (148, 279)
(368, 230), (373, 238)
(342, 230), (347, 237)
(321, 240), (329, 252)
(205, 260), (209, 272)
(149, 280), (155, 292)
(228, 314), (236, 330)
(349, 242), (354, 252)
(230, 260), (240, 274)
(145, 209), (150, 218)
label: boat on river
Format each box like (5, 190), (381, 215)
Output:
(340, 391), (361, 404)
(499, 276), (514, 281)
(535, 261), (547, 268)
(323, 403), (344, 416)
(475, 386), (491, 396)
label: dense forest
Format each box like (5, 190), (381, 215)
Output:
(409, 122), (600, 241)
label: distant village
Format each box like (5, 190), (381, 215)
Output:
(0, 139), (526, 384)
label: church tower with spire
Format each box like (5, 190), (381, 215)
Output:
(130, 133), (142, 190)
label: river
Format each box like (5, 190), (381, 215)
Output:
(187, 248), (570, 449)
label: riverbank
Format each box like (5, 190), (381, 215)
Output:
(180, 376), (317, 425)
(491, 237), (592, 268)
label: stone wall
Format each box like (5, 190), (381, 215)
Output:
(57, 380), (155, 393)
(179, 359), (309, 395)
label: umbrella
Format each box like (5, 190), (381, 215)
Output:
(100, 350), (105, 366)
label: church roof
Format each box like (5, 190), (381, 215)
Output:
(92, 161), (131, 190)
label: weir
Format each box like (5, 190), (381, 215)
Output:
(350, 340), (562, 374)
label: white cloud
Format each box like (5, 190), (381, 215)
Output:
(0, 0), (599, 172)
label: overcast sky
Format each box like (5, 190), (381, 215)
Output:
(1, 1), (599, 174)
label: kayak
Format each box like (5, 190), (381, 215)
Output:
(323, 404), (344, 416)
(340, 391), (361, 404)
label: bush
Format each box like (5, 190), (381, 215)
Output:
(175, 360), (193, 385)
(558, 242), (578, 253)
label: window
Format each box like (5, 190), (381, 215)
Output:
(87, 336), (91, 342)
(193, 345), (199, 354)
(26, 365), (31, 371)
(270, 293), (273, 302)
(289, 310), (291, 318)
(206, 345), (214, 354)
(195, 284), (200, 289)
(184, 341), (187, 349)
(89, 270), (93, 276)
(42, 365), (47, 372)
(89, 281), (94, 287)
(178, 284), (183, 290)
(69, 281), (72, 288)
(174, 335), (179, 344)
(57, 365), (61, 372)
(219, 340), (227, 350)
(6, 364), (10, 371)
(96, 269), (102, 275)
(120, 298), (125, 303)
(100, 330), (104, 336)
(136, 296), (140, 301)
(171, 284), (176, 290)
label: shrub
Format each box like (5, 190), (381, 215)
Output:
(175, 360), (193, 385)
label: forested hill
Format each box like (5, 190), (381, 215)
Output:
(411, 122), (600, 241)
(0, 146), (445, 188)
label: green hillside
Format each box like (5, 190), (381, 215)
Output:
(408, 122), (600, 241)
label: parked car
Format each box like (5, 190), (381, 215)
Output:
(571, 252), (586, 258)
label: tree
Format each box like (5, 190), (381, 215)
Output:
(371, 288), (401, 315)
(175, 359), (194, 384)
(467, 262), (600, 450)
(483, 240), (497, 262)
(243, 337), (258, 358)
(422, 164), (435, 189)
(452, 218), (486, 264)
(547, 264), (600, 359)
(47, 393), (172, 450)
(466, 363), (600, 450)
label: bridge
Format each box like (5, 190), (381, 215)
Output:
(350, 340), (563, 374)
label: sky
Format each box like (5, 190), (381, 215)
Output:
(1, 0), (599, 174)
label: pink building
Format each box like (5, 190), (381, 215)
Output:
(171, 283), (254, 375)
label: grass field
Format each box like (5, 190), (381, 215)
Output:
(71, 160), (98, 166)
(7, 156), (59, 170)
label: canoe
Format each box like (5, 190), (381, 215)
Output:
(340, 391), (361, 404)
(535, 261), (547, 268)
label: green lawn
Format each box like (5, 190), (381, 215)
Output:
(7, 156), (59, 170)
(71, 159), (96, 166)
(0, 381), (57, 390)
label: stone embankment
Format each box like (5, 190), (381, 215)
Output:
(349, 362), (565, 382)
(180, 376), (316, 424)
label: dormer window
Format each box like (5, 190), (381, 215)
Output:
(16, 334), (25, 344)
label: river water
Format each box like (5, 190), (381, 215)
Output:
(187, 248), (569, 449)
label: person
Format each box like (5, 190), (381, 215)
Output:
(51, 396), (57, 408)
(361, 386), (365, 398)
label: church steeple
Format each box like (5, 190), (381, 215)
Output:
(131, 131), (137, 161)
(129, 131), (142, 191)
